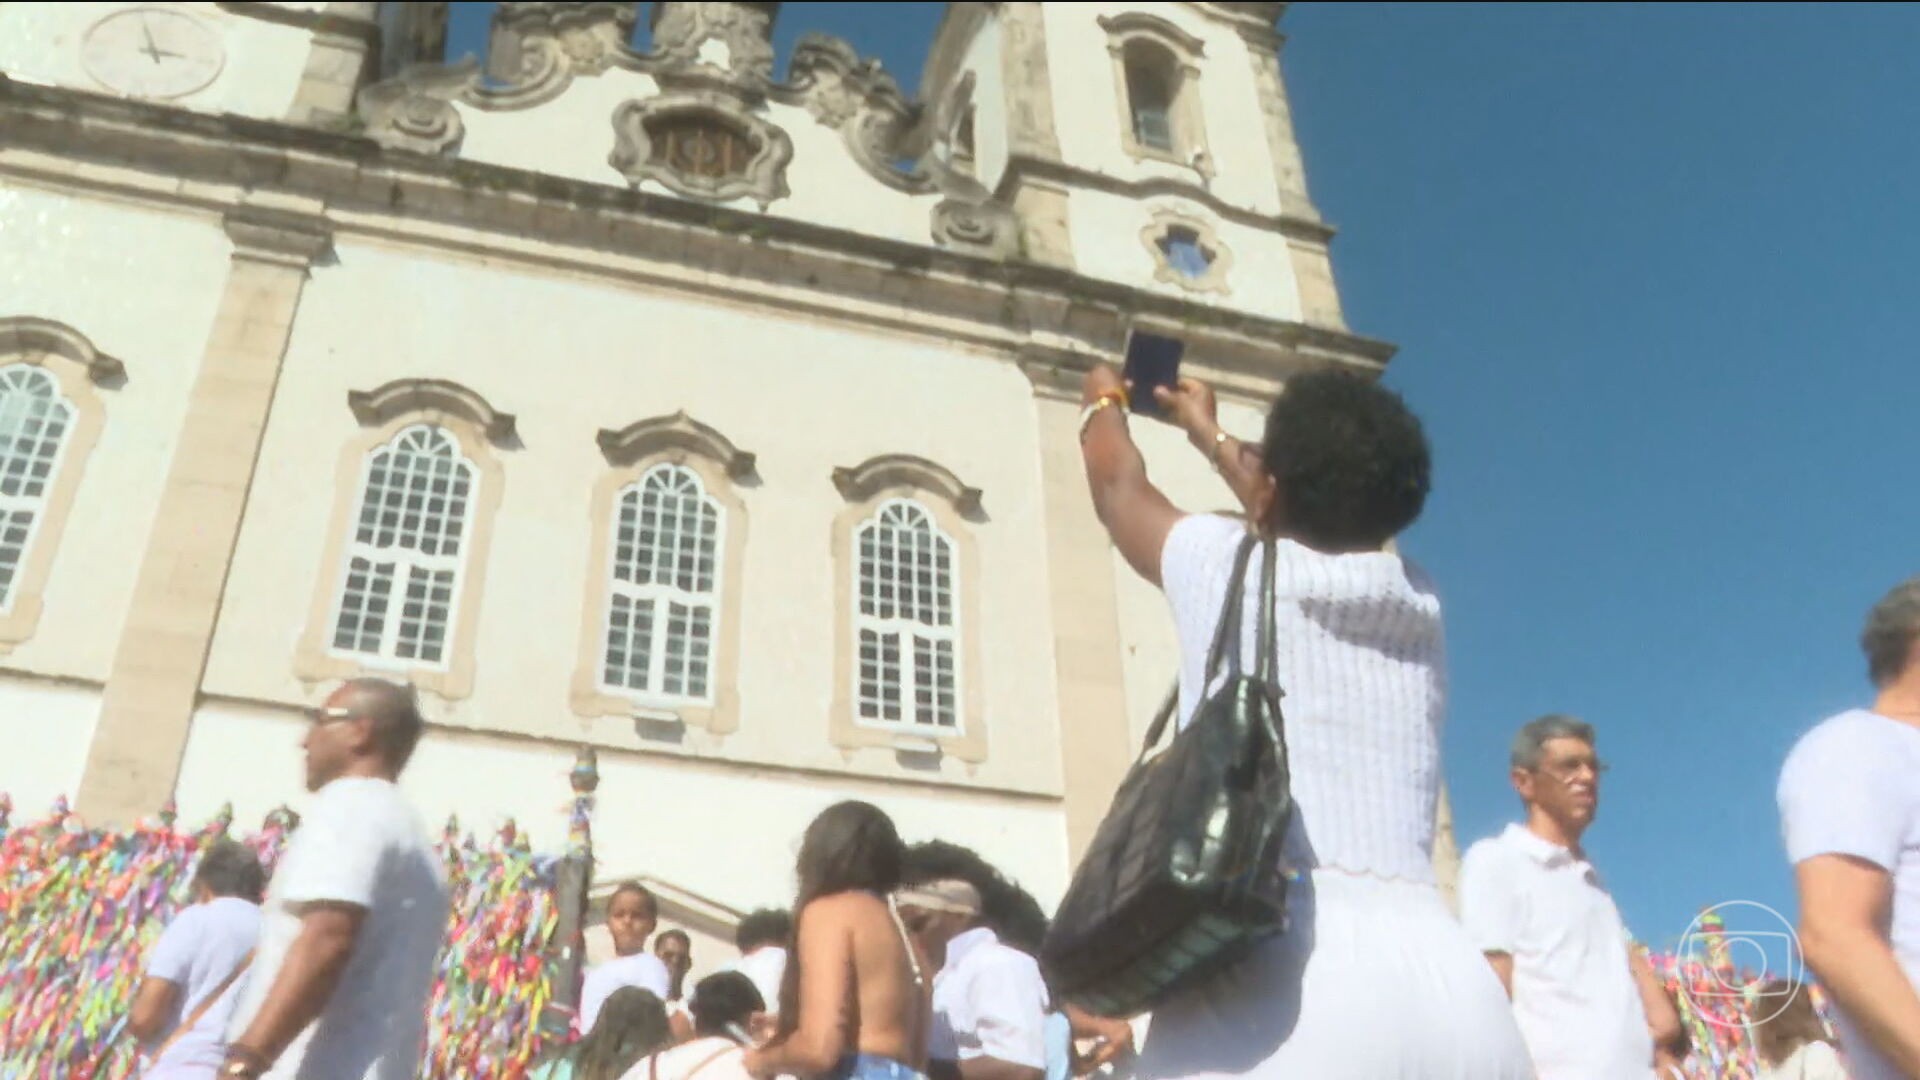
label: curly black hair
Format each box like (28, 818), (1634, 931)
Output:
(901, 840), (1049, 955)
(735, 907), (793, 952)
(1260, 370), (1431, 550)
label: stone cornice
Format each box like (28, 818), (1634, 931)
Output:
(596, 411), (757, 478)
(0, 76), (1394, 403)
(832, 454), (984, 519)
(214, 1), (381, 43)
(999, 153), (1333, 242)
(347, 378), (518, 444)
(223, 205), (334, 269)
(0, 317), (125, 384)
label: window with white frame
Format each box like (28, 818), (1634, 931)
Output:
(330, 423), (475, 667)
(0, 365), (74, 612)
(601, 463), (723, 702)
(854, 499), (959, 730)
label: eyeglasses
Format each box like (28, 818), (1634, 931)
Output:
(1536, 758), (1609, 782)
(304, 705), (356, 727)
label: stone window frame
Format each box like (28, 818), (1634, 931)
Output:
(571, 412), (753, 735)
(1099, 12), (1213, 177)
(829, 454), (986, 765)
(0, 318), (122, 653)
(609, 90), (795, 210)
(294, 379), (514, 701)
(1141, 207), (1234, 295)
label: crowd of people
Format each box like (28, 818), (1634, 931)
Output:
(119, 366), (1917, 1080)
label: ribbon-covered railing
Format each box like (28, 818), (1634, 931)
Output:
(0, 795), (562, 1080)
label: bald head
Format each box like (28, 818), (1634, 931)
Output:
(339, 677), (424, 772)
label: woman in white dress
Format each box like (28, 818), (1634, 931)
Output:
(1076, 365), (1531, 1079)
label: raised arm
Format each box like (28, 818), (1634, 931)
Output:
(1079, 367), (1183, 587)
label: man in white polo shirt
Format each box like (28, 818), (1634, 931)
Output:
(897, 878), (1049, 1080)
(1779, 576), (1920, 1080)
(1459, 715), (1679, 1080)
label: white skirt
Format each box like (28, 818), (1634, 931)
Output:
(1135, 871), (1533, 1080)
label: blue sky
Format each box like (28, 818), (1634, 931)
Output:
(445, 4), (1920, 948)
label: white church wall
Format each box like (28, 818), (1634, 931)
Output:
(0, 3), (312, 122)
(0, 676), (101, 815)
(452, 73), (938, 248)
(204, 236), (1068, 798)
(172, 695), (1074, 914)
(1066, 189), (1306, 323)
(0, 185), (230, 681)
(1040, 3), (1282, 216)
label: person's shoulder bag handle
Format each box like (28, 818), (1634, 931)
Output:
(145, 950), (253, 1069)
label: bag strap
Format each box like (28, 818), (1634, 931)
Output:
(683, 1044), (742, 1080)
(1254, 536), (1279, 688)
(1136, 533), (1264, 759)
(1203, 533), (1262, 683)
(149, 949), (253, 1065)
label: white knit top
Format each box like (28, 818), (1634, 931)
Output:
(1160, 514), (1444, 885)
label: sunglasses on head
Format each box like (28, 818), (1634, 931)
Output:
(304, 705), (357, 726)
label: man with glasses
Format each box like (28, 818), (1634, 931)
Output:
(1458, 715), (1680, 1079)
(219, 678), (450, 1080)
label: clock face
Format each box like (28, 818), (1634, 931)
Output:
(80, 7), (226, 100)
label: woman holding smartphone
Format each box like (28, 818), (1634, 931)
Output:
(1078, 365), (1530, 1079)
(743, 802), (929, 1080)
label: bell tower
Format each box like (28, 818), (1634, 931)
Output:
(919, 2), (1351, 332)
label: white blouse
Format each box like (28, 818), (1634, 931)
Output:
(1160, 515), (1445, 884)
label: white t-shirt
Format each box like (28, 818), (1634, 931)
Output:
(580, 952), (674, 1033)
(1759, 1040), (1849, 1080)
(1458, 824), (1654, 1080)
(625, 1036), (755, 1080)
(144, 896), (261, 1077)
(725, 947), (786, 1015)
(929, 927), (1050, 1070)
(226, 777), (450, 1080)
(1778, 709), (1920, 1080)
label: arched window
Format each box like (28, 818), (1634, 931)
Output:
(602, 463), (724, 702)
(0, 366), (73, 613)
(1102, 13), (1211, 172)
(853, 499), (959, 730)
(1124, 42), (1178, 153)
(330, 423), (476, 667)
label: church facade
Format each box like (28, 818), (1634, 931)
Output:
(0, 0), (1455, 963)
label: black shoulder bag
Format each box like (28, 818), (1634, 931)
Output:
(1040, 534), (1293, 1018)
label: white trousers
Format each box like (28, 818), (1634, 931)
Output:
(1136, 871), (1534, 1080)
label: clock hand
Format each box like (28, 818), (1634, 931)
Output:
(140, 18), (164, 63)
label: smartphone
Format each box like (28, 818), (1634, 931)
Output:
(1122, 331), (1185, 419)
